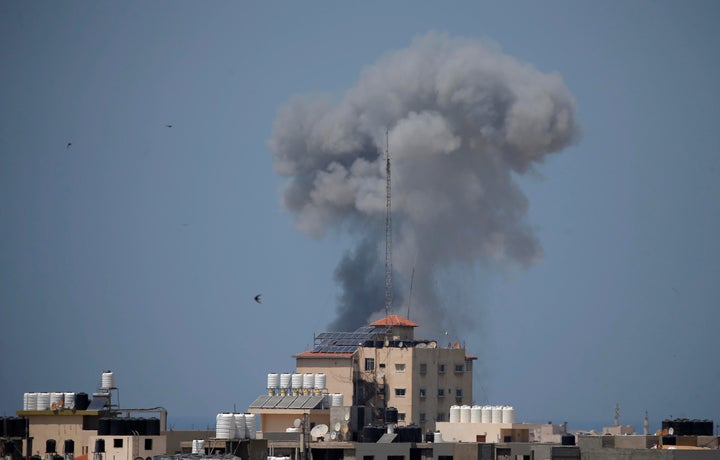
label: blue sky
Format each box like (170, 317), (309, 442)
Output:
(1, 1), (718, 432)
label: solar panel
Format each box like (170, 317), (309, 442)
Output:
(86, 394), (110, 410)
(265, 395), (285, 408)
(249, 396), (272, 408)
(311, 325), (392, 354)
(274, 395), (298, 409)
(288, 396), (312, 409)
(301, 395), (324, 409)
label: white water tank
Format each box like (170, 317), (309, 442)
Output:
(502, 406), (515, 423)
(471, 405), (482, 423)
(101, 371), (114, 390)
(23, 393), (30, 410)
(234, 413), (246, 439)
(280, 373), (292, 388)
(291, 373), (303, 389)
(191, 440), (204, 454)
(302, 373), (315, 389)
(244, 414), (256, 439)
(50, 392), (64, 409)
(267, 373), (280, 389)
(26, 393), (38, 411)
(37, 392), (51, 410)
(215, 413), (234, 439)
(314, 373), (326, 390)
(460, 405), (471, 423)
(64, 393), (76, 410)
(449, 405), (461, 423)
(331, 393), (344, 407)
(491, 406), (502, 423)
(433, 431), (443, 443)
(481, 406), (492, 423)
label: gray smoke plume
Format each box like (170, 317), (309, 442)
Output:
(269, 32), (580, 333)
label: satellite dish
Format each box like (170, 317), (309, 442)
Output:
(334, 422), (342, 432)
(293, 418), (302, 428)
(310, 424), (328, 438)
(336, 433), (344, 441)
(399, 341), (404, 348)
(344, 412), (350, 421)
(330, 431), (337, 440)
(668, 427), (674, 435)
(342, 423), (349, 434)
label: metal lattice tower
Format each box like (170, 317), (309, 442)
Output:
(384, 130), (393, 316)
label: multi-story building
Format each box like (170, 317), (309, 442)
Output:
(293, 314), (475, 433)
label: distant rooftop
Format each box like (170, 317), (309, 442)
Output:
(370, 314), (418, 327)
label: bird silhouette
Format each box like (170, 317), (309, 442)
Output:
(66, 142), (72, 149)
(166, 124), (173, 128)
(254, 294), (262, 304)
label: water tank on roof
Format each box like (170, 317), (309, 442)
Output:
(98, 418), (111, 435)
(50, 393), (64, 410)
(460, 405), (471, 423)
(491, 406), (502, 423)
(64, 440), (74, 454)
(234, 413), (246, 439)
(362, 425), (384, 443)
(471, 406), (482, 423)
(46, 439), (56, 454)
(385, 407), (399, 424)
(101, 371), (114, 390)
(75, 393), (89, 410)
(63, 393), (75, 410)
(37, 393), (50, 410)
(244, 414), (256, 439)
(302, 373), (315, 389)
(267, 373), (280, 389)
(94, 440), (104, 453)
(215, 413), (233, 439)
(331, 393), (344, 407)
(449, 405), (461, 423)
(481, 406), (492, 423)
(502, 406), (515, 423)
(314, 373), (326, 390)
(291, 374), (303, 389)
(6, 418), (26, 438)
(280, 373), (291, 388)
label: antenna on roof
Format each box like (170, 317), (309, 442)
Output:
(407, 267), (415, 320)
(384, 129), (393, 317)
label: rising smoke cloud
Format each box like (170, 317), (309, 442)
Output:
(269, 32), (580, 333)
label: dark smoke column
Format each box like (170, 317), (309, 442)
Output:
(269, 32), (581, 334)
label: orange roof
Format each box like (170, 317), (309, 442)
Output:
(294, 350), (353, 358)
(370, 314), (419, 327)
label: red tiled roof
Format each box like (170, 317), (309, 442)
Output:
(294, 350), (353, 358)
(370, 314), (418, 327)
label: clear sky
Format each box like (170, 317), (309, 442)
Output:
(1, 1), (718, 432)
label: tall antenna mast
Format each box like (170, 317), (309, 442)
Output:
(384, 129), (393, 317)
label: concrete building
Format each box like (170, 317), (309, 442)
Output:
(291, 314), (475, 433)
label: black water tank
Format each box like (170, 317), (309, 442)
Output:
(561, 434), (575, 446)
(98, 418), (111, 435)
(95, 439), (105, 453)
(384, 407), (399, 424)
(362, 425), (385, 443)
(425, 431), (434, 443)
(6, 418), (27, 437)
(109, 418), (125, 435)
(130, 418), (146, 435)
(0, 417), (5, 437)
(53, 454), (63, 460)
(4, 441), (15, 456)
(396, 425), (422, 443)
(75, 393), (90, 411)
(146, 418), (161, 436)
(662, 436), (676, 446)
(46, 439), (56, 453)
(64, 440), (74, 454)
(32, 455), (42, 460)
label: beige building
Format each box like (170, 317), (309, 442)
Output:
(256, 314), (475, 434)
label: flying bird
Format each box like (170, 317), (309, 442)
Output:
(166, 124), (173, 128)
(254, 294), (262, 304)
(66, 142), (72, 149)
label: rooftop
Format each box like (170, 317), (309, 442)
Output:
(370, 314), (418, 327)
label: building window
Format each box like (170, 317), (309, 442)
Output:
(455, 388), (463, 397)
(454, 363), (465, 373)
(113, 439), (123, 448)
(365, 358), (375, 371)
(394, 363), (406, 373)
(398, 413), (406, 422)
(144, 439), (153, 451)
(438, 363), (445, 373)
(420, 412), (426, 422)
(419, 388), (426, 398)
(394, 388), (406, 397)
(437, 413), (445, 422)
(437, 388), (445, 397)
(419, 363), (427, 373)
